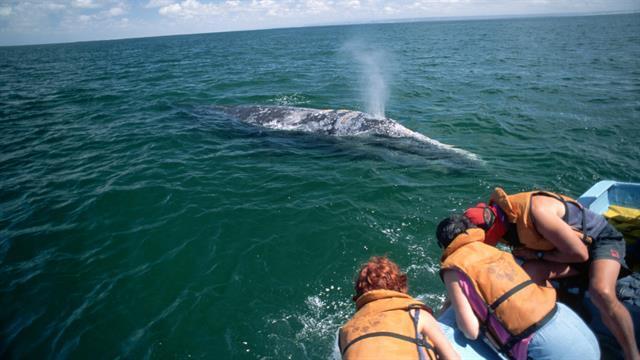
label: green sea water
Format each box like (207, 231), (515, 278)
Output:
(1, 13), (639, 359)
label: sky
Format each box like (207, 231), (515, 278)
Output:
(0, 0), (638, 46)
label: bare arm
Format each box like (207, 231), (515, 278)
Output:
(528, 195), (589, 262)
(518, 259), (577, 284)
(418, 309), (460, 360)
(443, 270), (479, 340)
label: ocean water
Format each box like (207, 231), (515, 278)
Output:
(1, 13), (639, 359)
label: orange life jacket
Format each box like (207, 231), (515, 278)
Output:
(490, 187), (592, 250)
(441, 228), (557, 359)
(339, 289), (437, 360)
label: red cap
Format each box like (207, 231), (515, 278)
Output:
(464, 203), (507, 246)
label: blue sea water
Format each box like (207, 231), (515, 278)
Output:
(0, 13), (639, 359)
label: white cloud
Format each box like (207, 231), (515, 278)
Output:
(2, 0), (639, 46)
(0, 6), (11, 16)
(159, 3), (183, 15)
(383, 5), (398, 14)
(158, 0), (222, 18)
(146, 0), (174, 8)
(46, 3), (67, 11)
(73, 0), (100, 9)
(345, 0), (361, 9)
(108, 6), (125, 16)
(305, 0), (331, 13)
(262, 0), (284, 16)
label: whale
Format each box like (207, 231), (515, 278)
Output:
(219, 105), (480, 162)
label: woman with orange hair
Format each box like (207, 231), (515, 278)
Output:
(338, 256), (460, 360)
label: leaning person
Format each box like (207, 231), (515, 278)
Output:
(464, 187), (638, 359)
(436, 215), (600, 360)
(339, 256), (460, 360)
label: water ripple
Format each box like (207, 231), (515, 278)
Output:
(0, 14), (639, 359)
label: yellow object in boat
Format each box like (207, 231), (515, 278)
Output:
(604, 205), (640, 271)
(604, 205), (640, 242)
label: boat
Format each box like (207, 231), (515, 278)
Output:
(437, 180), (640, 359)
(578, 180), (640, 273)
(437, 306), (507, 359)
(578, 180), (640, 216)
(577, 180), (640, 359)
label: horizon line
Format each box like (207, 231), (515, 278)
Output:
(2, 9), (638, 48)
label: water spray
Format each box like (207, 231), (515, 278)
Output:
(344, 41), (389, 119)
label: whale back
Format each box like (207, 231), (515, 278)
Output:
(223, 105), (403, 137)
(219, 105), (481, 162)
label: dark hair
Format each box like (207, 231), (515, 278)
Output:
(353, 256), (408, 302)
(436, 214), (477, 249)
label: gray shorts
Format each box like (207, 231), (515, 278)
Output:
(589, 222), (628, 269)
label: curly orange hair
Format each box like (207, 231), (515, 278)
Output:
(353, 256), (408, 301)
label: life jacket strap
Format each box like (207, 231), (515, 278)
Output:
(408, 302), (434, 315)
(340, 303), (436, 358)
(509, 303), (558, 345)
(480, 279), (552, 358)
(340, 331), (434, 357)
(480, 305), (558, 359)
(489, 279), (534, 310)
(409, 305), (429, 360)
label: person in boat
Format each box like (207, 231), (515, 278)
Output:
(338, 256), (460, 360)
(436, 214), (600, 360)
(463, 187), (639, 360)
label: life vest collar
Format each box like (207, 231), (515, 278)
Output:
(441, 228), (485, 262)
(343, 290), (437, 359)
(490, 187), (519, 222)
(355, 289), (412, 310)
